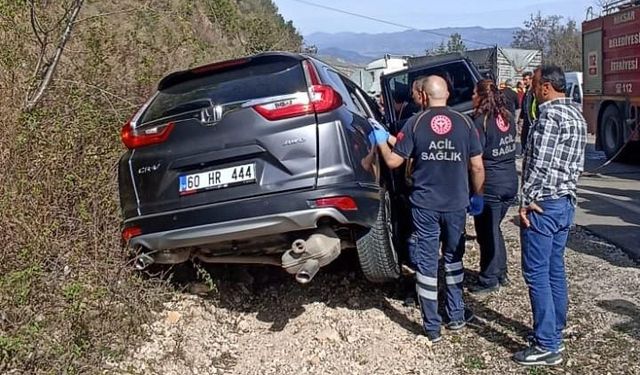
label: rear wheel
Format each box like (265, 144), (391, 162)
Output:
(356, 188), (400, 283)
(599, 105), (634, 162)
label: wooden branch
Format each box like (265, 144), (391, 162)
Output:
(29, 0), (45, 47)
(24, 0), (85, 112)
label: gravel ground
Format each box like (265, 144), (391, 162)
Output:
(110, 207), (640, 375)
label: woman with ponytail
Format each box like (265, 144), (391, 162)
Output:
(468, 79), (518, 294)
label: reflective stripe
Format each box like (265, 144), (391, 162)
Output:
(416, 273), (437, 286)
(416, 285), (438, 301)
(446, 274), (464, 285)
(445, 261), (463, 272)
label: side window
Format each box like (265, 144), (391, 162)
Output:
(340, 76), (368, 117)
(572, 84), (582, 104)
(387, 61), (475, 109)
(566, 83), (574, 99)
(324, 68), (362, 115)
(357, 86), (384, 122)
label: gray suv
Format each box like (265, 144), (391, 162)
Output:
(118, 52), (481, 284)
(118, 52), (399, 283)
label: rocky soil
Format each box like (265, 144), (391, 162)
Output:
(110, 207), (640, 375)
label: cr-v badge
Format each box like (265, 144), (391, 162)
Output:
(138, 163), (161, 175)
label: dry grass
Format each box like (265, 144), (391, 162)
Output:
(0, 0), (301, 372)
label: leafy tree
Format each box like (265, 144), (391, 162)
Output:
(428, 34), (465, 56)
(546, 19), (581, 71)
(447, 33), (466, 53)
(512, 12), (581, 71)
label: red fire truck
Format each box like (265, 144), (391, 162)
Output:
(583, 0), (640, 161)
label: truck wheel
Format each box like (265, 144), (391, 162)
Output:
(356, 188), (400, 283)
(599, 105), (625, 160)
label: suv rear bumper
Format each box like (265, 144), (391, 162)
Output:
(125, 184), (380, 250)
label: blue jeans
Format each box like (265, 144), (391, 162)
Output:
(520, 196), (575, 352)
(410, 208), (466, 333)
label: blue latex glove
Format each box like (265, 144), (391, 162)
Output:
(368, 118), (389, 145)
(468, 194), (484, 216)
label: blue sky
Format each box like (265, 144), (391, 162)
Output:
(272, 0), (598, 35)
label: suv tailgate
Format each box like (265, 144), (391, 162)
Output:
(124, 55), (318, 216)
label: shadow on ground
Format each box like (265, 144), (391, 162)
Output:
(567, 227), (640, 267)
(597, 299), (640, 341)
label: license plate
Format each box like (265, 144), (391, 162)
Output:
(179, 163), (256, 194)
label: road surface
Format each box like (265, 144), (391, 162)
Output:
(576, 140), (640, 260)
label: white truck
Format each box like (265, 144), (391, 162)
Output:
(408, 47), (543, 86)
(350, 54), (410, 96)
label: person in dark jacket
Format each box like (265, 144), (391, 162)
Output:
(519, 72), (538, 151)
(502, 79), (520, 115)
(468, 79), (518, 294)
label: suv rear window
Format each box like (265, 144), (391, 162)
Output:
(140, 59), (307, 124)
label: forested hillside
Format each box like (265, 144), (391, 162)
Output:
(0, 1), (301, 372)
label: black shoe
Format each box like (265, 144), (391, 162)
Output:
(443, 308), (475, 329)
(425, 330), (442, 343)
(403, 296), (417, 307)
(525, 333), (566, 353)
(464, 308), (476, 323)
(468, 283), (500, 295)
(513, 345), (563, 366)
(499, 275), (511, 287)
(446, 309), (475, 331)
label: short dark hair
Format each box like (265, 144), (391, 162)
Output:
(522, 71), (533, 79)
(538, 65), (566, 93)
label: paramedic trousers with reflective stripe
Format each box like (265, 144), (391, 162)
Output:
(520, 196), (574, 353)
(410, 208), (466, 333)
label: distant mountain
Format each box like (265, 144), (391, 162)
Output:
(305, 27), (519, 64)
(317, 48), (372, 65)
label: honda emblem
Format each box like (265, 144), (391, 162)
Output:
(200, 105), (223, 125)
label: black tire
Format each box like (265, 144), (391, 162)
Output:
(356, 188), (400, 283)
(599, 105), (629, 161)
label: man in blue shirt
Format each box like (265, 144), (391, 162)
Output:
(372, 75), (485, 343)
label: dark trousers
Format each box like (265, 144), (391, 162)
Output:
(520, 121), (530, 151)
(521, 197), (574, 352)
(409, 208), (466, 333)
(473, 197), (512, 287)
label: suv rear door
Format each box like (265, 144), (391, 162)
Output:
(123, 54), (324, 216)
(381, 57), (482, 133)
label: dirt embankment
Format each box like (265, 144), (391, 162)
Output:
(112, 210), (640, 375)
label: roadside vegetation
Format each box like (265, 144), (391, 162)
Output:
(0, 0), (301, 372)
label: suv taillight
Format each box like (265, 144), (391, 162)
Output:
(310, 84), (342, 113)
(253, 85), (342, 121)
(252, 59), (342, 121)
(121, 121), (174, 149)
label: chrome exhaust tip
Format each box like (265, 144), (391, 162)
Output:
(295, 259), (320, 284)
(134, 253), (155, 270)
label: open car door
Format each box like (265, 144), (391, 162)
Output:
(379, 56), (483, 260)
(380, 55), (483, 134)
